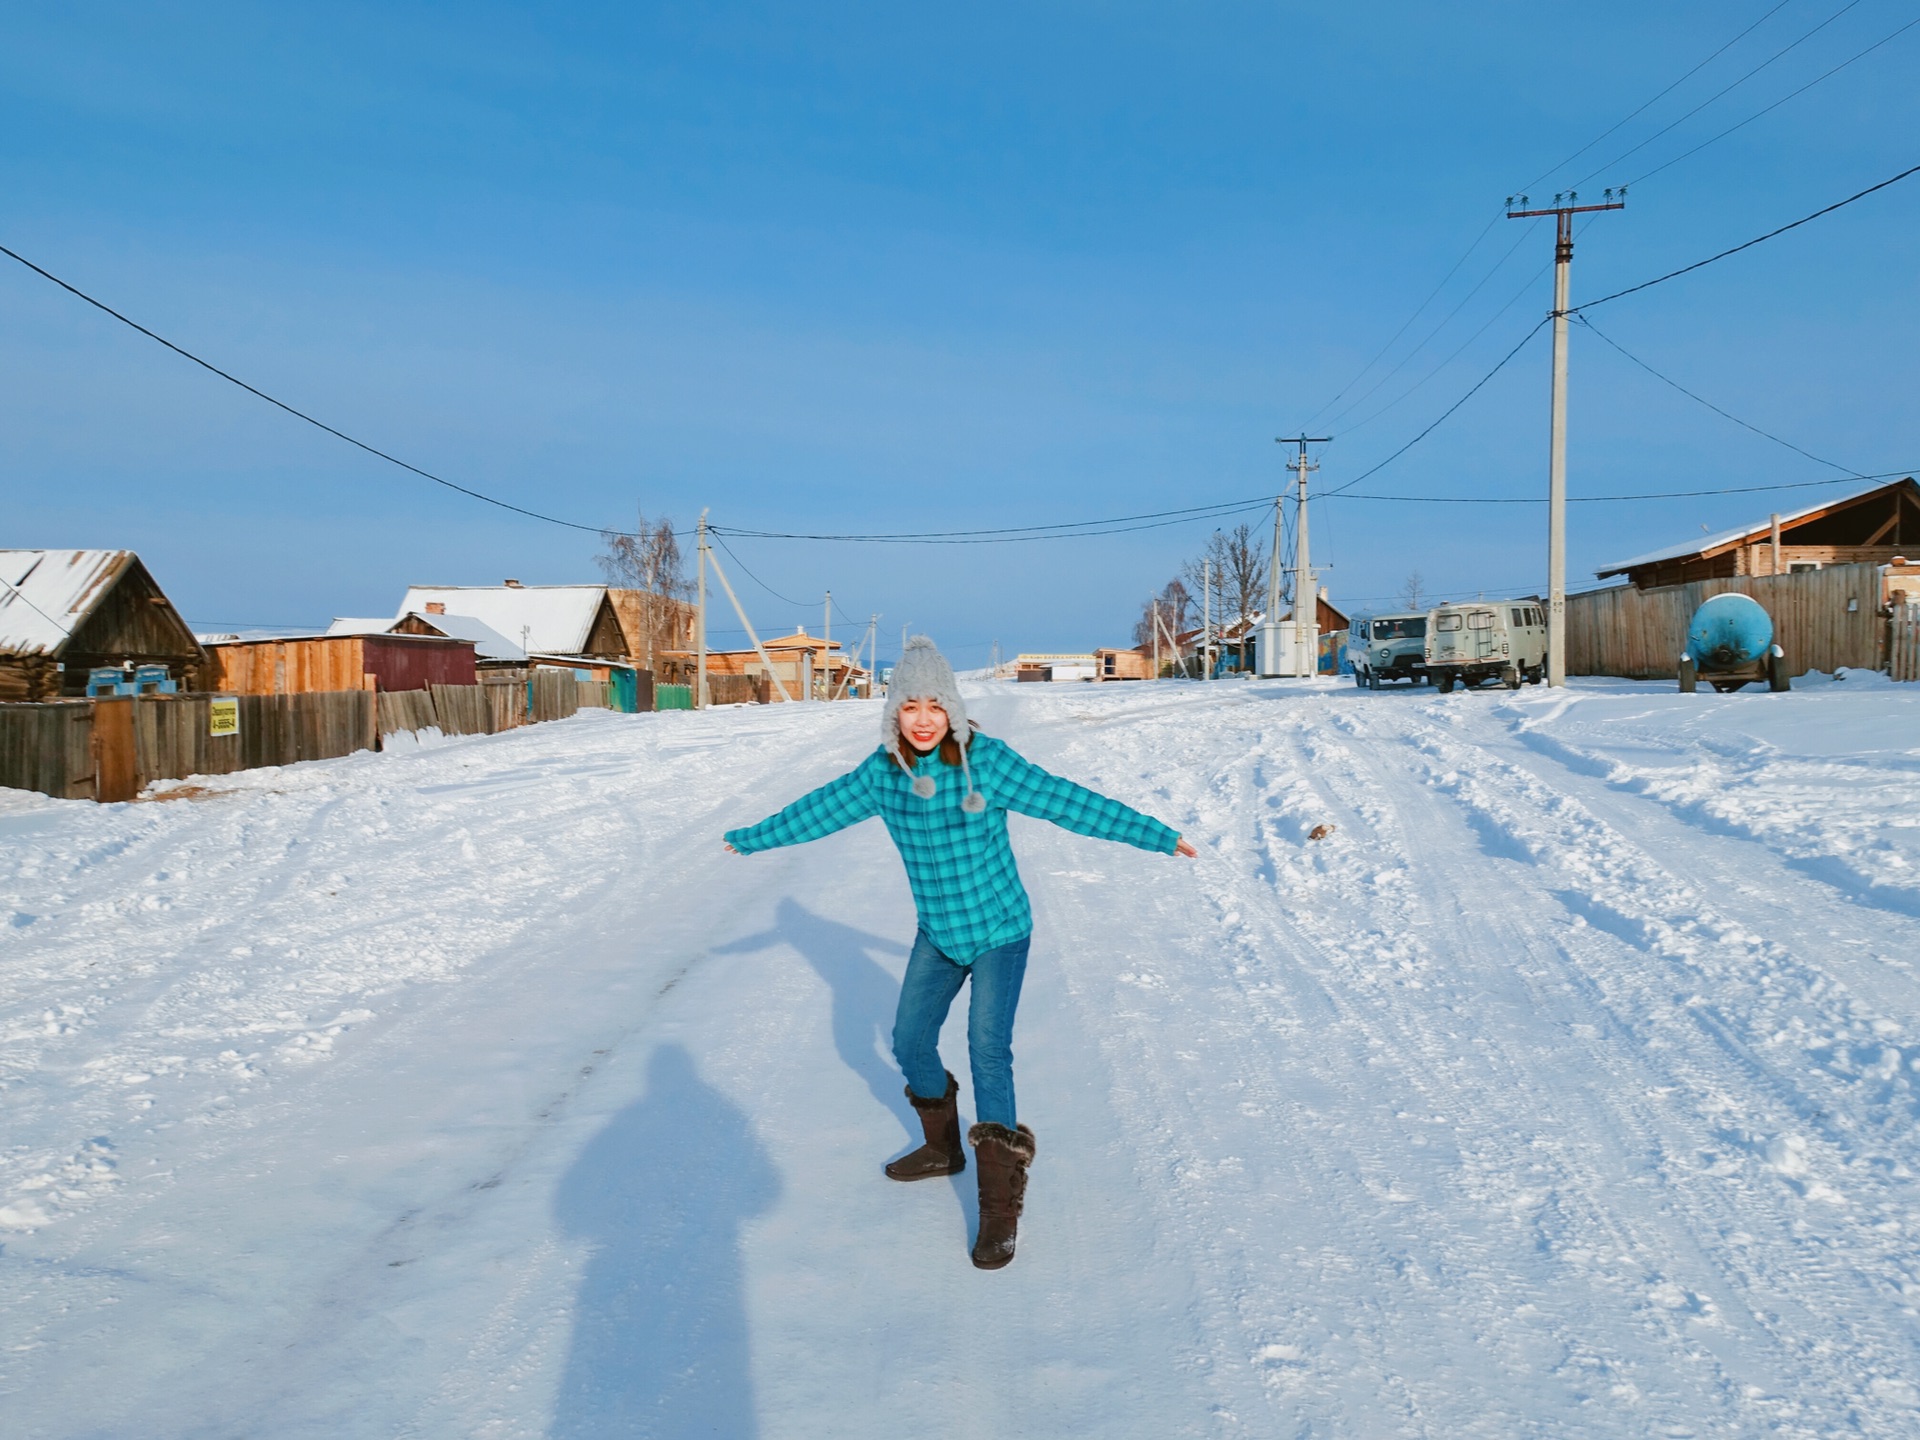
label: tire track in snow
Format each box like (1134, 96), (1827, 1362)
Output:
(1371, 696), (1920, 1434)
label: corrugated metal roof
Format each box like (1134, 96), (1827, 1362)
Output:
(0, 549), (132, 657)
(1596, 478), (1916, 577)
(398, 585), (608, 655)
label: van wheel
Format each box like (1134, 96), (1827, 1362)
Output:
(1504, 665), (1522, 690)
(1437, 672), (1456, 694)
(1367, 669), (1382, 690)
(1353, 667), (1368, 688)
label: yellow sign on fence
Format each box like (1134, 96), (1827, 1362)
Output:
(208, 697), (240, 737)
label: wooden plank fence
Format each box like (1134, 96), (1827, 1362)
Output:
(1892, 608), (1920, 683)
(1566, 563), (1884, 680)
(0, 692), (378, 801)
(0, 702), (95, 799)
(3, 666), (659, 802)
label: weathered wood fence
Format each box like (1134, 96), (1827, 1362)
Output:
(2, 668), (660, 802)
(1566, 564), (1884, 680)
(1891, 608), (1920, 683)
(0, 691), (377, 802)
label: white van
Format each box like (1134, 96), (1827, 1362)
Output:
(1424, 600), (1548, 692)
(1346, 612), (1428, 688)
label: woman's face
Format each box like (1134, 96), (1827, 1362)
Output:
(898, 697), (950, 751)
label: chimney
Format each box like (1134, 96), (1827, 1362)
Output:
(503, 579), (524, 588)
(426, 601), (446, 615)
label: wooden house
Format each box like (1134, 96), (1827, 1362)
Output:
(204, 633), (478, 695)
(1597, 477), (1920, 590)
(607, 588), (698, 667)
(329, 611), (525, 667)
(657, 626), (871, 700)
(0, 549), (206, 702)
(396, 583), (628, 659)
(1093, 648), (1153, 680)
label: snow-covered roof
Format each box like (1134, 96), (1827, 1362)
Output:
(402, 612), (524, 661)
(325, 611), (525, 661)
(397, 586), (608, 655)
(0, 549), (133, 657)
(1596, 478), (1917, 577)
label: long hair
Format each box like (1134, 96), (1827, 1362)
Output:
(895, 719), (977, 769)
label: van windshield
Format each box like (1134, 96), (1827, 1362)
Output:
(1372, 618), (1426, 640)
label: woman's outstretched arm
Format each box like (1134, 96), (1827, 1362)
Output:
(990, 744), (1186, 855)
(724, 755), (881, 854)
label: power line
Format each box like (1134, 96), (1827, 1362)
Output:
(1570, 0), (1867, 188)
(1301, 211), (1504, 428)
(1627, 12), (1920, 188)
(0, 240), (642, 538)
(1319, 470), (1913, 504)
(709, 532), (815, 608)
(1514, 0), (1798, 193)
(1319, 316), (1552, 501)
(1572, 160), (1920, 313)
(1575, 315), (1866, 474)
(1321, 227), (1534, 430)
(1339, 247), (1556, 437)
(711, 496), (1275, 544)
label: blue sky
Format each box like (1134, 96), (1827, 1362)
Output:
(4, 2), (1916, 663)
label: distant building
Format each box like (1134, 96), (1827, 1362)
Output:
(328, 612), (526, 665)
(0, 549), (206, 702)
(1597, 477), (1920, 590)
(1093, 648), (1153, 680)
(657, 625), (870, 701)
(396, 583), (627, 658)
(1014, 652), (1097, 682)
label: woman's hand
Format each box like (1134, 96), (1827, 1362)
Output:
(723, 842), (739, 854)
(1174, 836), (1198, 858)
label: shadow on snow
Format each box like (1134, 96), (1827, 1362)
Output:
(551, 1043), (779, 1439)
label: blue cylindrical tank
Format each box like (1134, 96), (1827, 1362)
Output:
(1687, 592), (1774, 671)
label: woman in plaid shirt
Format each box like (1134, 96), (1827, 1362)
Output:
(725, 637), (1194, 1269)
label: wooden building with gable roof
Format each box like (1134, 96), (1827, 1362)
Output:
(1596, 477), (1920, 590)
(0, 549), (206, 702)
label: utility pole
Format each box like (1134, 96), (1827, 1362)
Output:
(823, 590), (831, 702)
(695, 509), (709, 708)
(1263, 494), (1286, 671)
(1267, 436), (1330, 678)
(1202, 559), (1212, 681)
(1151, 595), (1159, 681)
(1506, 187), (1625, 687)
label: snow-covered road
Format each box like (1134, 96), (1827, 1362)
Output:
(5, 677), (1920, 1437)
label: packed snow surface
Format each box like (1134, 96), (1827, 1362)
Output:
(5, 676), (1920, 1437)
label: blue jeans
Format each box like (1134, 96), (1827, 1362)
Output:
(891, 930), (1031, 1130)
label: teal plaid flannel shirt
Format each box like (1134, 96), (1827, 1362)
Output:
(724, 733), (1179, 962)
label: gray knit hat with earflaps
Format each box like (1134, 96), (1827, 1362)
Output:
(884, 636), (985, 811)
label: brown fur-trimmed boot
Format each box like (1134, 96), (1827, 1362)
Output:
(884, 1072), (966, 1181)
(968, 1121), (1036, 1270)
